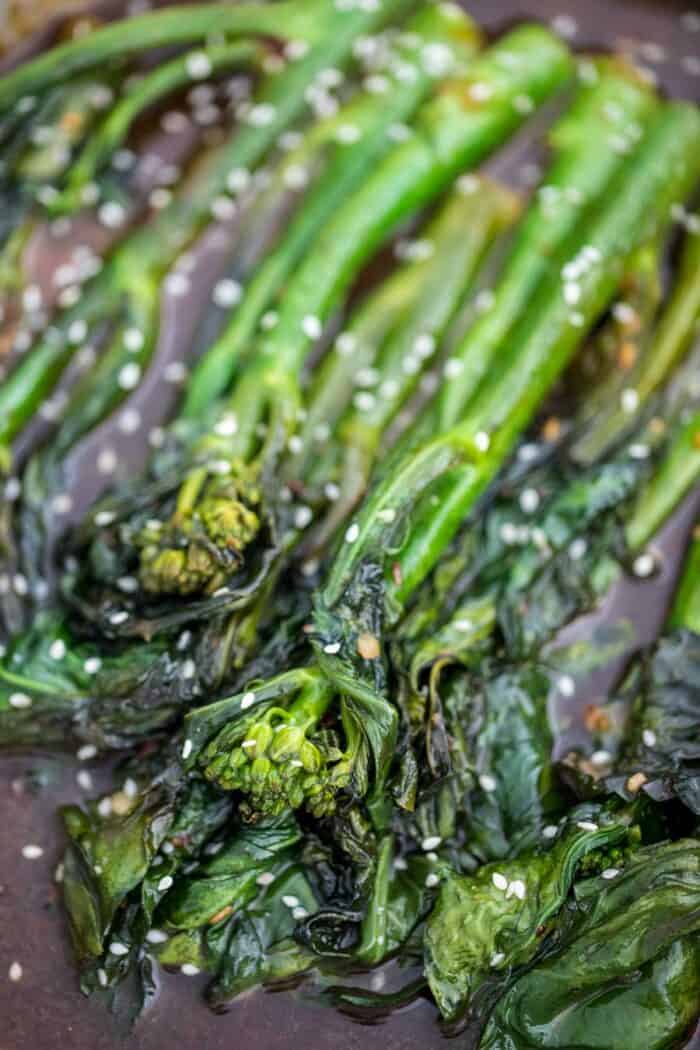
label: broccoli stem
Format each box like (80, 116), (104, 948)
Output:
(0, 0), (411, 461)
(625, 406), (700, 554)
(352, 102), (700, 613)
(0, 1), (338, 111)
(51, 39), (263, 215)
(181, 3), (483, 418)
(667, 532), (700, 636)
(434, 58), (658, 432)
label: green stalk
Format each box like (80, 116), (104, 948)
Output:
(667, 532), (700, 636)
(226, 24), (573, 456)
(51, 40), (263, 215)
(0, 1), (336, 111)
(0, 0), (411, 460)
(435, 58), (658, 431)
(308, 178), (519, 544)
(323, 101), (700, 615)
(181, 3), (483, 418)
(573, 225), (700, 464)
(625, 406), (700, 553)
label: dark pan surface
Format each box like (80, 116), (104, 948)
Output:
(1, 1), (699, 1048)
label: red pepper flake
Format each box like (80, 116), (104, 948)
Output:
(208, 905), (234, 925)
(392, 562), (402, 586)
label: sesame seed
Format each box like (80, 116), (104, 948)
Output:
(576, 820), (598, 832)
(425, 873), (440, 888)
(479, 774), (497, 792)
(422, 836), (442, 851)
(9, 693), (32, 709)
(182, 659), (196, 680)
(292, 906), (308, 919)
(591, 750), (612, 767)
(474, 431), (490, 452)
(543, 825), (558, 839)
(146, 929), (169, 944)
(260, 310), (278, 330)
(108, 610), (128, 625)
(241, 739), (257, 749)
(98, 201), (126, 228)
(84, 657), (102, 674)
(282, 895), (299, 908)
(77, 744), (97, 761)
(345, 523), (359, 543)
(557, 675), (576, 698)
(76, 770), (93, 791)
(240, 691), (256, 710)
(97, 798), (112, 818)
(551, 13), (578, 38)
(164, 272), (190, 297)
(22, 844), (43, 859)
(49, 639), (67, 660)
(157, 876), (173, 892)
(323, 642), (341, 655)
(247, 103), (276, 126)
(211, 195), (237, 222)
(519, 488), (540, 514)
(492, 872), (508, 891)
(457, 173), (479, 195)
(569, 538), (587, 560)
(119, 410), (142, 434)
(186, 51), (212, 79)
(633, 553), (655, 578)
(181, 963), (200, 976)
(256, 871), (275, 887)
(302, 315), (322, 340)
(490, 952), (505, 967)
(506, 879), (526, 900)
(642, 729), (657, 748)
(8, 962), (23, 982)
(164, 361), (188, 383)
(444, 358), (464, 378)
(377, 508), (396, 524)
(468, 81), (493, 102)
(601, 868), (620, 880)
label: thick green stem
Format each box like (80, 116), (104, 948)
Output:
(435, 58), (658, 431)
(52, 40), (262, 215)
(324, 102), (700, 613)
(0, 1), (335, 111)
(573, 226), (700, 464)
(625, 406), (700, 553)
(182, 3), (482, 419)
(226, 25), (572, 453)
(667, 532), (700, 635)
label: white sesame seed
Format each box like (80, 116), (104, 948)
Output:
(256, 871), (275, 886)
(302, 315), (322, 340)
(21, 844), (43, 859)
(620, 387), (639, 414)
(506, 879), (526, 900)
(97, 798), (112, 818)
(591, 750), (612, 767)
(77, 744), (97, 761)
(49, 638), (67, 660)
(569, 538), (587, 560)
(181, 963), (200, 976)
(601, 867), (620, 880)
(146, 929), (169, 944)
(519, 488), (540, 514)
(241, 739), (257, 749)
(557, 675), (576, 698)
(551, 13), (578, 38)
(97, 968), (108, 987)
(444, 357), (464, 379)
(98, 201), (126, 228)
(345, 523), (359, 543)
(211, 195), (237, 222)
(247, 103), (276, 126)
(633, 553), (655, 578)
(335, 331), (356, 355)
(576, 820), (598, 832)
(260, 310), (279, 331)
(642, 729), (657, 748)
(212, 278), (242, 309)
(282, 895), (299, 908)
(543, 825), (558, 839)
(323, 642), (341, 655)
(490, 952), (505, 966)
(67, 319), (88, 345)
(117, 362), (141, 391)
(425, 873), (440, 888)
(492, 872), (508, 891)
(422, 836), (442, 851)
(9, 693), (32, 710)
(164, 361), (188, 383)
(479, 774), (497, 792)
(164, 272), (190, 298)
(182, 659), (196, 680)
(628, 443), (650, 460)
(157, 876), (173, 892)
(84, 657), (102, 674)
(377, 508), (396, 524)
(292, 906), (308, 919)
(186, 51), (212, 79)
(468, 81), (493, 102)
(457, 173), (480, 195)
(119, 409), (142, 434)
(77, 770), (93, 791)
(94, 510), (116, 527)
(8, 962), (23, 982)
(108, 610), (128, 625)
(474, 431), (490, 452)
(241, 691), (256, 710)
